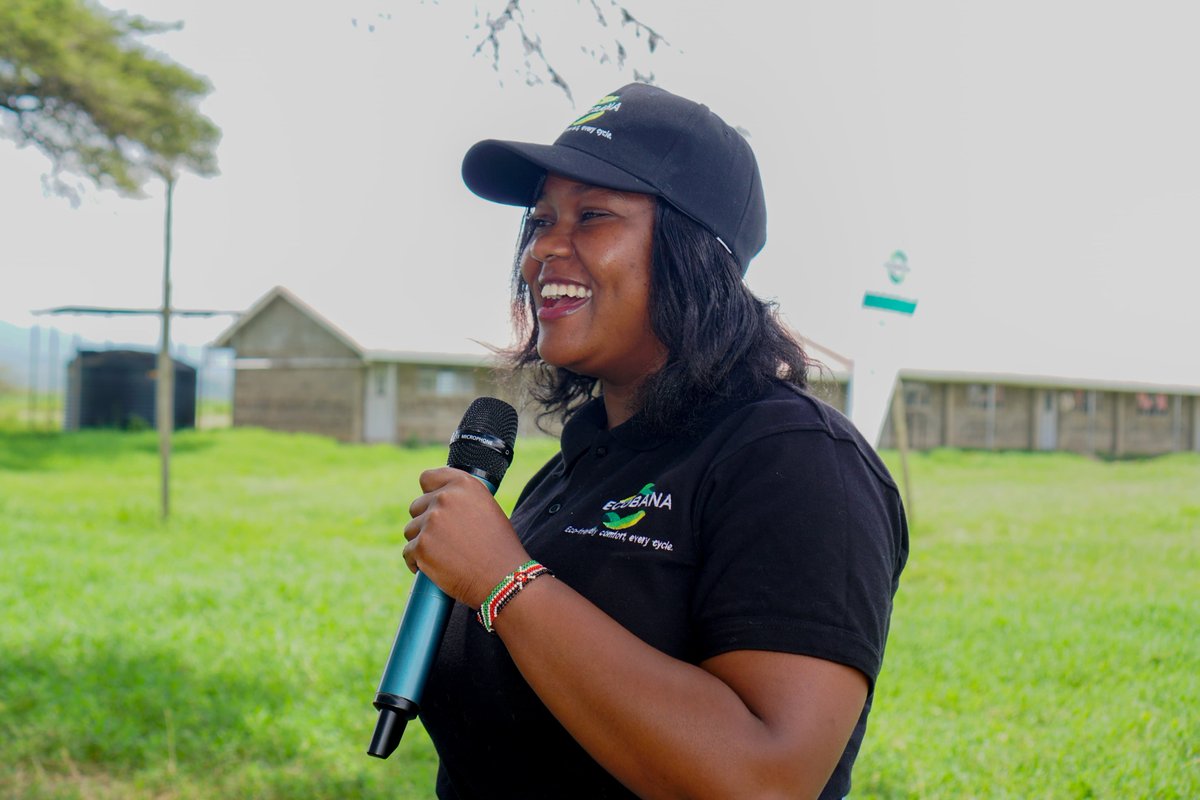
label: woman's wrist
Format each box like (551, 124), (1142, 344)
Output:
(477, 560), (554, 633)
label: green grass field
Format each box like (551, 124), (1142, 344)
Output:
(1, 425), (1197, 799)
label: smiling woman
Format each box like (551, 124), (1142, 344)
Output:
(399, 83), (909, 800)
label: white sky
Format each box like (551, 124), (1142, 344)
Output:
(3, 0), (1198, 386)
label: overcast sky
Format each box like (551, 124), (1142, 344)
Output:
(3, 0), (1198, 386)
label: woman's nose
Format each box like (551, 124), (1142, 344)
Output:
(529, 222), (572, 263)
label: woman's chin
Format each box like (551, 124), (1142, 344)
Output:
(535, 342), (580, 373)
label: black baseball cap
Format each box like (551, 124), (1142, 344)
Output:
(461, 83), (767, 273)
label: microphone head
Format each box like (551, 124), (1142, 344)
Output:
(448, 397), (519, 487)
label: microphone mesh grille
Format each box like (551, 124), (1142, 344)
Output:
(448, 397), (519, 482)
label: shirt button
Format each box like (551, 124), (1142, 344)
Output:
(547, 503), (562, 514)
(596, 446), (608, 457)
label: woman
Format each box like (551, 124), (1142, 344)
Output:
(403, 83), (908, 799)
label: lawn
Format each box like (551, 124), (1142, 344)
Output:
(1, 426), (1197, 799)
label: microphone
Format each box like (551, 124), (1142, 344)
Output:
(368, 396), (519, 759)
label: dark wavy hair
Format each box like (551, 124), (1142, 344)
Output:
(506, 198), (809, 433)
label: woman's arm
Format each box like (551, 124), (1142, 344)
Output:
(404, 467), (867, 800)
(496, 576), (866, 799)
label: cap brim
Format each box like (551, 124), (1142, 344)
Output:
(462, 139), (658, 207)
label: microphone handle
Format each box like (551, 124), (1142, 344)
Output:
(368, 473), (497, 759)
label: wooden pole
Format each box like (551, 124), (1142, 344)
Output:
(157, 175), (176, 521)
(47, 328), (59, 429)
(27, 325), (40, 430)
(890, 378), (915, 525)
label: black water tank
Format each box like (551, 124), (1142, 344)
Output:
(65, 350), (196, 430)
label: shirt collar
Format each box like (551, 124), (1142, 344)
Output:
(559, 397), (670, 465)
(560, 385), (777, 465)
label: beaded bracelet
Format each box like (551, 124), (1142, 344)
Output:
(477, 560), (553, 634)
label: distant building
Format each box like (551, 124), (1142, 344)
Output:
(65, 349), (196, 431)
(212, 287), (524, 444)
(876, 372), (1200, 456)
(215, 287), (1200, 455)
(773, 340), (1199, 456)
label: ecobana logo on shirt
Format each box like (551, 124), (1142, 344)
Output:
(562, 481), (675, 551)
(601, 483), (672, 530)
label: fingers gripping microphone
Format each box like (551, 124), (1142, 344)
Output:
(368, 397), (519, 759)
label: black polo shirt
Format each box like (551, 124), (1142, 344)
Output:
(420, 381), (908, 799)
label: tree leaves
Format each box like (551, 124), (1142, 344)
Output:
(0, 0), (220, 200)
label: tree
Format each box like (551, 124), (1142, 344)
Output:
(0, 0), (219, 199)
(1, 0), (220, 519)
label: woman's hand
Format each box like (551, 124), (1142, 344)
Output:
(402, 466), (531, 608)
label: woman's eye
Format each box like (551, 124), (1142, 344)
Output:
(580, 210), (609, 222)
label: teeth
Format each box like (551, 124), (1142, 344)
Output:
(541, 283), (593, 300)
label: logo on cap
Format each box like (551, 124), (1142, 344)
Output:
(569, 94), (622, 128)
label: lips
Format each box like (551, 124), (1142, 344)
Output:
(539, 294), (590, 321)
(538, 281), (593, 321)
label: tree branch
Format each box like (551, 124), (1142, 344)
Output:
(470, 0), (667, 105)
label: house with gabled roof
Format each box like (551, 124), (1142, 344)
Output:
(212, 286), (521, 444)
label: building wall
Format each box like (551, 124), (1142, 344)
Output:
(227, 296), (366, 441)
(1193, 395), (1200, 451)
(940, 383), (1035, 449)
(1056, 389), (1115, 454)
(1117, 391), (1192, 455)
(879, 380), (945, 449)
(233, 367), (364, 442)
(390, 364), (507, 444)
(872, 382), (1198, 456)
(909, 381), (946, 450)
(385, 364), (561, 445)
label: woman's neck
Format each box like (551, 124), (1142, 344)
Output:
(601, 381), (641, 429)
